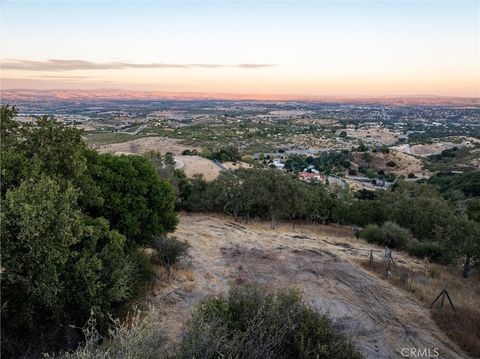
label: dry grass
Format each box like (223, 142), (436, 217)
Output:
(154, 263), (195, 282)
(173, 155), (220, 181)
(360, 258), (480, 357)
(144, 213), (470, 357)
(198, 213), (357, 241)
(244, 217), (355, 238)
(431, 307), (480, 358)
(96, 136), (197, 155)
(352, 150), (424, 176)
(222, 161), (253, 170)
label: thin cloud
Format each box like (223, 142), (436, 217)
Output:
(2, 59), (276, 71)
(36, 75), (94, 79)
(238, 64), (276, 69)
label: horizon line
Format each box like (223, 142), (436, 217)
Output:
(2, 87), (480, 100)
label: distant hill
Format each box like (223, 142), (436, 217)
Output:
(2, 88), (479, 106)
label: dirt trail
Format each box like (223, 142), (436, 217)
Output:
(147, 214), (467, 358)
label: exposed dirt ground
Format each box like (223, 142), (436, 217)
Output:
(392, 143), (464, 158)
(146, 214), (468, 359)
(173, 158), (252, 181)
(97, 136), (199, 155)
(223, 161), (253, 171)
(352, 150), (425, 176)
(346, 127), (402, 146)
(173, 155), (221, 181)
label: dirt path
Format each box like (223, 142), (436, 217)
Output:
(146, 214), (467, 358)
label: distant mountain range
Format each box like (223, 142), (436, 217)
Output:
(2, 88), (479, 106)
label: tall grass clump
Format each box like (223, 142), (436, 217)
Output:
(59, 310), (165, 359)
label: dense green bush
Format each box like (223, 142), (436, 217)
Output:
(204, 145), (240, 162)
(359, 224), (385, 246)
(358, 166), (378, 179)
(382, 221), (411, 249)
(360, 222), (410, 249)
(1, 176), (84, 333)
(87, 153), (178, 245)
(427, 171), (480, 200)
(1, 175), (151, 355)
(151, 236), (190, 268)
(0, 105), (177, 357)
(176, 285), (363, 359)
(379, 182), (454, 241)
(407, 241), (452, 264)
(181, 168), (333, 227)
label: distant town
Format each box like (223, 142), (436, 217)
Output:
(4, 90), (479, 192)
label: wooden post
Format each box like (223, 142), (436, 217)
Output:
(369, 249), (375, 270)
(444, 287), (456, 313)
(384, 247), (390, 277)
(384, 247), (395, 277)
(410, 268), (414, 292)
(389, 252), (396, 268)
(440, 285), (446, 307)
(423, 258), (427, 286)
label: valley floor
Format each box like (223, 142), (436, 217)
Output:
(146, 213), (467, 359)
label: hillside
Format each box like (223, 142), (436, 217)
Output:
(147, 213), (467, 359)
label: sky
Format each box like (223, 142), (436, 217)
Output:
(1, 0), (479, 97)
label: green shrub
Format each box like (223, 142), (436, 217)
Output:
(129, 248), (156, 295)
(151, 236), (190, 268)
(175, 285), (363, 359)
(88, 153), (178, 245)
(360, 222), (410, 249)
(1, 176), (83, 334)
(359, 224), (385, 246)
(407, 241), (453, 264)
(385, 173), (396, 182)
(429, 267), (441, 279)
(382, 221), (410, 249)
(0, 108), (177, 357)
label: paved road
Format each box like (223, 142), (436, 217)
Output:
(212, 159), (227, 171)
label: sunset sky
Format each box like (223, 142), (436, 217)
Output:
(1, 0), (479, 97)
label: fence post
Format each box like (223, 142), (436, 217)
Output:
(430, 284), (456, 313)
